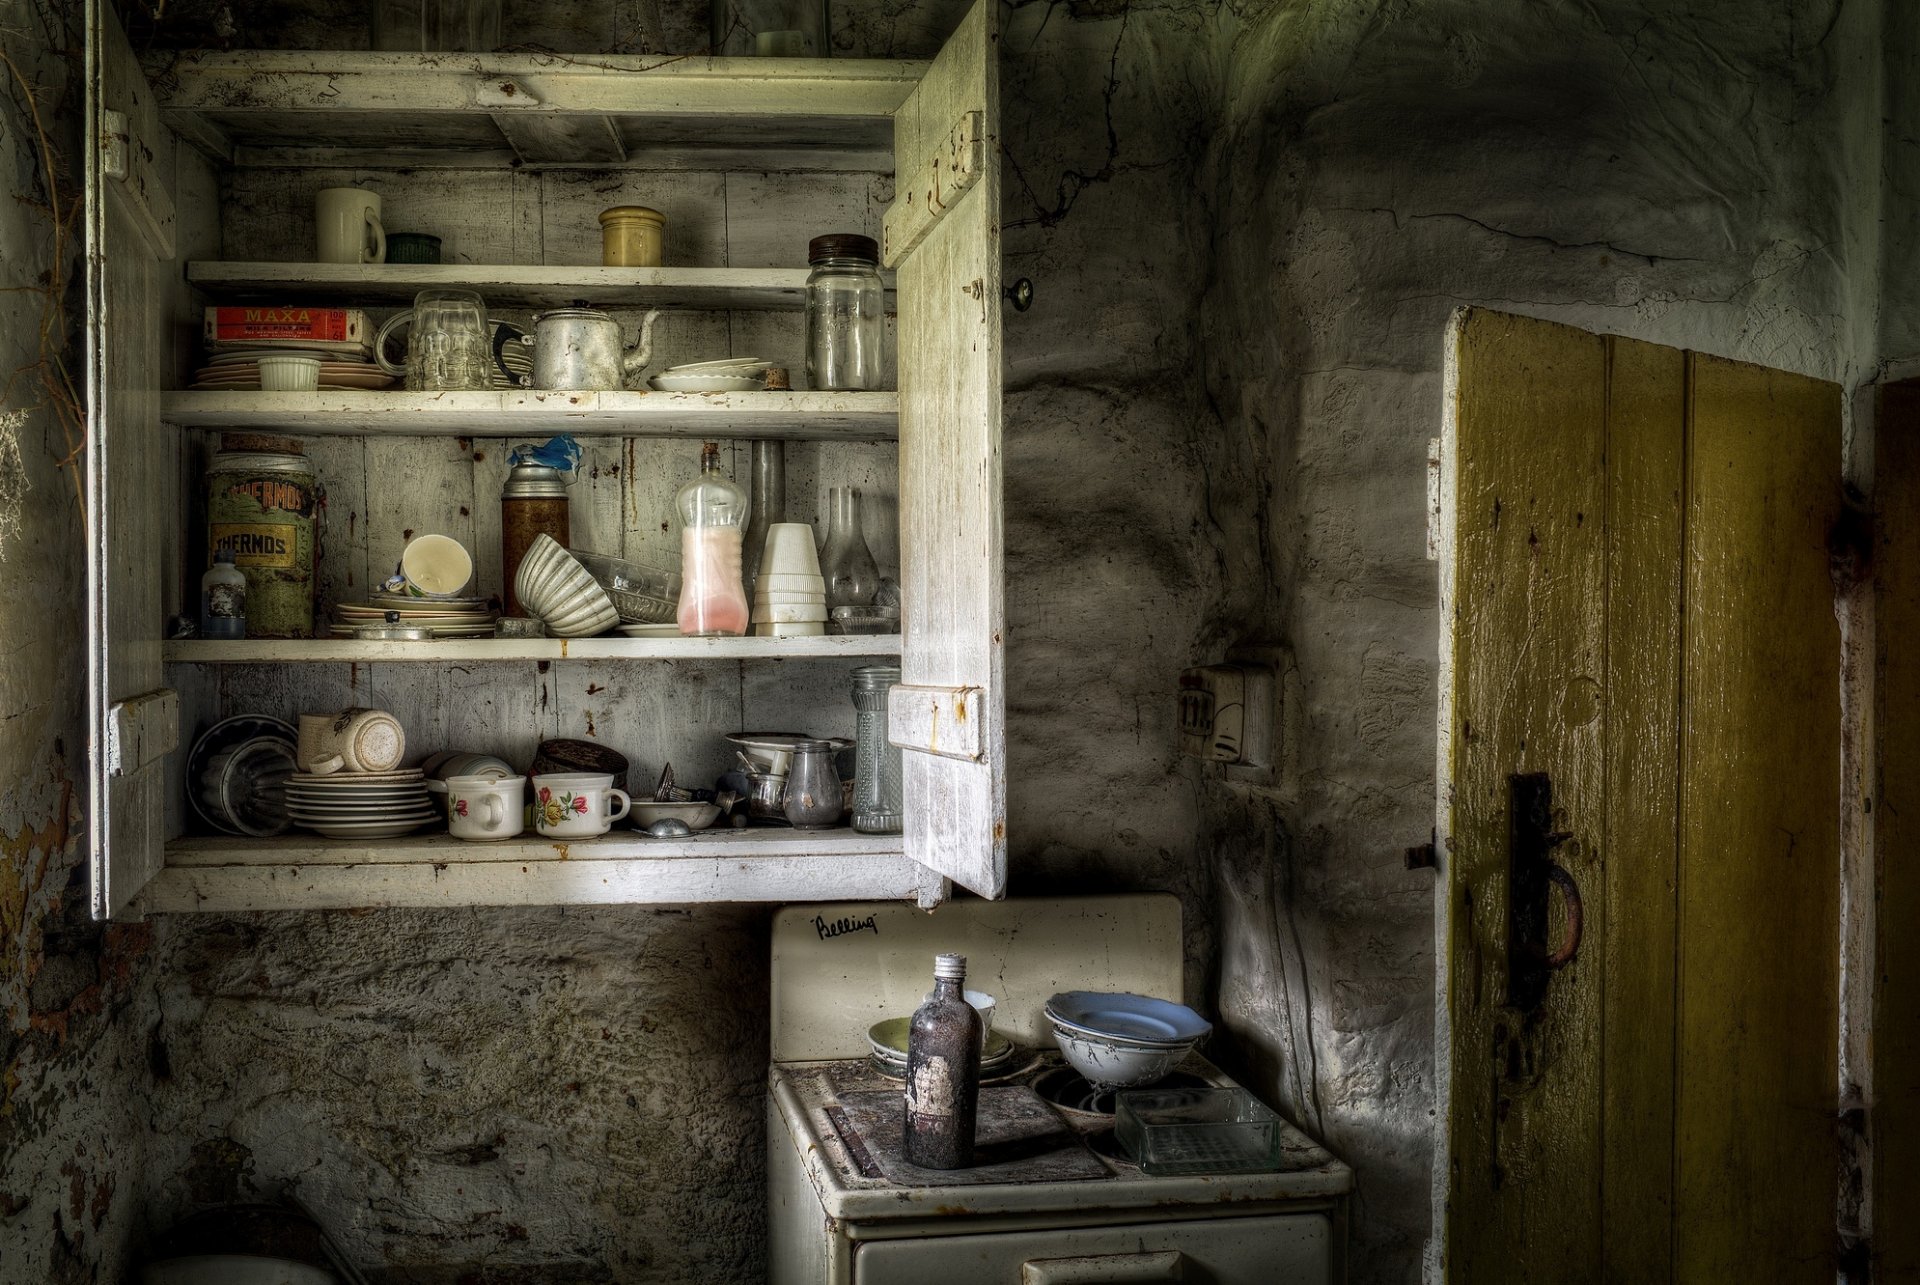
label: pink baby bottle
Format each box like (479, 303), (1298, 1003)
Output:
(676, 442), (750, 637)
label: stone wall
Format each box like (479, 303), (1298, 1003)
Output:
(0, 1), (161, 1280)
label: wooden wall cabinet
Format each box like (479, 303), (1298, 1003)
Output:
(83, 0), (1004, 917)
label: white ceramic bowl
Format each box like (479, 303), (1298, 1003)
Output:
(256, 355), (321, 392)
(1050, 1021), (1195, 1091)
(515, 534), (618, 637)
(630, 800), (723, 829)
(760, 523), (821, 577)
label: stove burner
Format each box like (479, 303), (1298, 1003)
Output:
(1030, 1067), (1211, 1117)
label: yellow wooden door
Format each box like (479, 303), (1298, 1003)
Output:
(1441, 309), (1841, 1282)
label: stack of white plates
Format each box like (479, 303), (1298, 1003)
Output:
(648, 356), (772, 393)
(751, 571), (826, 637)
(332, 594), (497, 638)
(189, 348), (397, 391)
(284, 768), (436, 838)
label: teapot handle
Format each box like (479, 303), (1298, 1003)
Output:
(491, 320), (531, 389)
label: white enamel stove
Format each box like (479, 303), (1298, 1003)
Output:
(768, 895), (1353, 1284)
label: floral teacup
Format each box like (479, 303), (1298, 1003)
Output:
(447, 774), (526, 842)
(532, 772), (630, 838)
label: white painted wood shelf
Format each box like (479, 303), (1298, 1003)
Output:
(164, 635), (901, 663)
(148, 52), (925, 168)
(159, 389), (898, 439)
(187, 263), (893, 311)
(143, 829), (939, 912)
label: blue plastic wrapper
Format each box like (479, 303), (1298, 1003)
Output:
(508, 435), (583, 473)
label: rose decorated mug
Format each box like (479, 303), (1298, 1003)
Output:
(532, 772), (630, 838)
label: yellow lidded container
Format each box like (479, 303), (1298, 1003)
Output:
(599, 206), (666, 267)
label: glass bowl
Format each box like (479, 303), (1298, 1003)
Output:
(571, 549), (682, 625)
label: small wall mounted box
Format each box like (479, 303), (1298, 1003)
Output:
(1178, 662), (1274, 767)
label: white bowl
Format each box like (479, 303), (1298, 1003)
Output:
(256, 355), (320, 392)
(1050, 1021), (1195, 1091)
(630, 800), (723, 829)
(648, 372), (763, 392)
(515, 534), (618, 637)
(401, 533), (473, 596)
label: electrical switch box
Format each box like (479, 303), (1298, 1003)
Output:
(1178, 663), (1274, 767)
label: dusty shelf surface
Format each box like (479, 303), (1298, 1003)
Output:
(145, 829), (941, 912)
(164, 634), (902, 663)
(187, 262), (894, 311)
(160, 389), (899, 439)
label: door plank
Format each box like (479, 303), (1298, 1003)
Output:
(1874, 381), (1920, 1282)
(1675, 354), (1840, 1282)
(1598, 336), (1684, 1285)
(1444, 308), (1608, 1282)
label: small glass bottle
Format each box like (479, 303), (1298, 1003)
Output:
(820, 485), (880, 609)
(805, 234), (886, 391)
(200, 550), (247, 639)
(904, 953), (982, 1169)
(851, 665), (903, 834)
(676, 443), (750, 637)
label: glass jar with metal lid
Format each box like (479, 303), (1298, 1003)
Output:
(805, 233), (885, 391)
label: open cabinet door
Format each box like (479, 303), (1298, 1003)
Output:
(885, 0), (1004, 899)
(85, 0), (179, 919)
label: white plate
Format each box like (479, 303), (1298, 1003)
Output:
(289, 769), (423, 784)
(647, 373), (764, 393)
(294, 817), (435, 838)
(660, 356), (771, 373)
(206, 348), (337, 365)
(749, 622), (826, 636)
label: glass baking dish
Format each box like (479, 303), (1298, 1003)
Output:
(1114, 1087), (1285, 1175)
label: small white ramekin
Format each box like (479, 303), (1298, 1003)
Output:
(257, 354), (321, 392)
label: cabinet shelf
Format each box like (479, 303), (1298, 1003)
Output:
(164, 635), (900, 663)
(149, 52), (925, 169)
(159, 389), (898, 439)
(185, 262), (895, 311)
(143, 829), (941, 913)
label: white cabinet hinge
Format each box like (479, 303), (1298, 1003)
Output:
(107, 688), (179, 777)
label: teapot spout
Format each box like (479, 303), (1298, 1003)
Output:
(622, 308), (663, 383)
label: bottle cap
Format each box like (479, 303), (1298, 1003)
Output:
(214, 549), (236, 564)
(933, 953), (966, 980)
(809, 233), (880, 265)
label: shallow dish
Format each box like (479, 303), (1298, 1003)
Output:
(660, 356), (771, 373)
(1050, 1022), (1194, 1092)
(618, 623), (682, 638)
(867, 1017), (1014, 1066)
(648, 373), (764, 393)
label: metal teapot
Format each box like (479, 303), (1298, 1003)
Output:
(515, 305), (661, 391)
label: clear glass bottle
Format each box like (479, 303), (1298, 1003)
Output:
(805, 234), (885, 391)
(742, 440), (786, 603)
(851, 665), (903, 834)
(200, 550), (247, 640)
(820, 485), (880, 609)
(904, 953), (982, 1169)
(676, 443), (750, 637)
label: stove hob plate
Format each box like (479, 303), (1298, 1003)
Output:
(831, 1086), (1112, 1187)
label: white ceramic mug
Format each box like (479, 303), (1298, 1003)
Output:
(533, 772), (630, 838)
(316, 187), (386, 264)
(297, 708), (406, 774)
(447, 774), (526, 841)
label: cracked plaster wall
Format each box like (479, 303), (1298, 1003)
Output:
(1198, 0), (1888, 1280)
(0, 1), (160, 1281)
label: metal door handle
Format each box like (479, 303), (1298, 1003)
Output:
(1528, 861), (1583, 969)
(1022, 1251), (1184, 1283)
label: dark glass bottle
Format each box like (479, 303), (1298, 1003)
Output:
(903, 953), (982, 1169)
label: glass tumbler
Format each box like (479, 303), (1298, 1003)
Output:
(374, 289), (495, 392)
(851, 665), (903, 834)
(805, 234), (885, 390)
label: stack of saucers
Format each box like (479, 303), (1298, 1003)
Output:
(647, 357), (772, 393)
(865, 1017), (1018, 1081)
(331, 592), (497, 638)
(284, 768), (436, 839)
(189, 348), (396, 391)
(751, 522), (826, 637)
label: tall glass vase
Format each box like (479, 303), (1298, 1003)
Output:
(819, 486), (879, 611)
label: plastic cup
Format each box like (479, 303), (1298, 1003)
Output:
(759, 523), (821, 577)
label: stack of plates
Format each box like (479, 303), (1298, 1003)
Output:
(751, 571), (826, 637)
(285, 768), (436, 838)
(648, 356), (772, 393)
(189, 348), (397, 391)
(332, 594), (497, 638)
(865, 1017), (1018, 1081)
